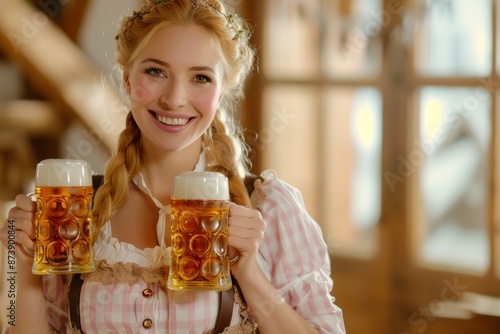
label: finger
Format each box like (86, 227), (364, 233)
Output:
(12, 228), (36, 259)
(17, 243), (35, 258)
(228, 225), (265, 248)
(228, 246), (239, 259)
(0, 226), (36, 261)
(229, 215), (266, 233)
(229, 203), (260, 219)
(227, 235), (259, 259)
(15, 194), (36, 212)
(8, 205), (36, 223)
(11, 217), (36, 240)
(7, 206), (36, 238)
(13, 229), (36, 251)
(13, 241), (35, 263)
(229, 225), (264, 240)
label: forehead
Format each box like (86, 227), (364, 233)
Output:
(136, 24), (222, 71)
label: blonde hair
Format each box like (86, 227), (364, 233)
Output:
(92, 0), (256, 234)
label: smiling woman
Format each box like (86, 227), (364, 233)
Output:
(123, 25), (224, 153)
(0, 0), (345, 333)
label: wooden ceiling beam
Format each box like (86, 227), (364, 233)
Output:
(0, 100), (66, 137)
(58, 0), (92, 42)
(0, 0), (124, 152)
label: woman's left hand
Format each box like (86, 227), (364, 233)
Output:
(227, 203), (266, 277)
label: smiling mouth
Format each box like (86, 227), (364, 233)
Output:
(155, 113), (192, 126)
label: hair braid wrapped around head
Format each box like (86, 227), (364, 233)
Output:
(92, 112), (142, 236)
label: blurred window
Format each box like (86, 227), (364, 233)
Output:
(416, 87), (491, 273)
(261, 0), (383, 257)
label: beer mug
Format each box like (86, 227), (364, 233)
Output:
(168, 171), (232, 291)
(32, 159), (95, 275)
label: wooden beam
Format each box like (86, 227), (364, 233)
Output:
(58, 0), (92, 42)
(0, 0), (124, 152)
(0, 100), (66, 136)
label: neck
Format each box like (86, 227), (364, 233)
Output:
(140, 138), (203, 204)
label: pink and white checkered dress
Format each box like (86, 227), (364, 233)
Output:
(37, 169), (345, 334)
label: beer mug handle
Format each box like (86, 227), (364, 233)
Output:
(18, 192), (36, 257)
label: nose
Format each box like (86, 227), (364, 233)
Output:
(160, 79), (186, 109)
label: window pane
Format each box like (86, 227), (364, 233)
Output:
(323, 0), (382, 78)
(263, 0), (321, 79)
(417, 87), (491, 273)
(323, 87), (382, 256)
(261, 85), (320, 216)
(415, 0), (492, 77)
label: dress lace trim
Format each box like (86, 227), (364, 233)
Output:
(204, 285), (258, 334)
(49, 326), (81, 334)
(81, 259), (169, 285)
(225, 285), (259, 334)
(81, 260), (258, 333)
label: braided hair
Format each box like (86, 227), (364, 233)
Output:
(92, 0), (256, 235)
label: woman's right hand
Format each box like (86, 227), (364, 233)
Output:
(0, 194), (37, 267)
(0, 194), (51, 334)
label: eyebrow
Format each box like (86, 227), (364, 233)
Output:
(141, 58), (216, 74)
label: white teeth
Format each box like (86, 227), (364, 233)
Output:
(156, 114), (189, 126)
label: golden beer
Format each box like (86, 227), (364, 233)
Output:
(168, 172), (232, 291)
(32, 159), (95, 275)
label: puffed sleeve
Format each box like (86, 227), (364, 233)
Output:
(252, 171), (346, 334)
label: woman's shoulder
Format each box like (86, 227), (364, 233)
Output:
(249, 169), (326, 248)
(249, 169), (307, 212)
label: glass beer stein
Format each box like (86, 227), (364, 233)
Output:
(168, 171), (232, 291)
(32, 159), (95, 275)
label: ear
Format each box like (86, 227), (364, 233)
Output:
(123, 70), (131, 95)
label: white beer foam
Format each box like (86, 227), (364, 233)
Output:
(36, 159), (92, 187)
(172, 171), (229, 200)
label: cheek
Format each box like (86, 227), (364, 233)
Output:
(196, 91), (222, 115)
(129, 76), (161, 103)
